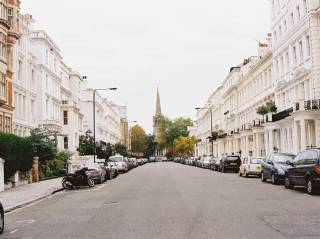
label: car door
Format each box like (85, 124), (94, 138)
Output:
(263, 155), (273, 179)
(296, 150), (318, 186)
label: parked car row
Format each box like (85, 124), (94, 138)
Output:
(62, 155), (151, 190)
(176, 148), (320, 195)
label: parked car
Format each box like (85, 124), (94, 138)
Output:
(149, 157), (156, 163)
(0, 201), (4, 234)
(219, 155), (241, 173)
(83, 163), (107, 184)
(100, 162), (118, 180)
(210, 157), (221, 171)
(109, 155), (129, 172)
(261, 153), (295, 184)
(284, 149), (320, 195)
(202, 156), (212, 169)
(239, 157), (263, 177)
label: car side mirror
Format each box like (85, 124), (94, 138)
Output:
(267, 161), (274, 165)
(286, 160), (294, 166)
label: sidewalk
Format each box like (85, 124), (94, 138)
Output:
(0, 178), (63, 212)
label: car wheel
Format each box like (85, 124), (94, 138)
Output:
(261, 172), (266, 182)
(221, 167), (225, 173)
(307, 179), (316, 195)
(284, 176), (293, 189)
(88, 177), (95, 187)
(271, 174), (278, 185)
(244, 170), (248, 178)
(0, 204), (4, 234)
(239, 170), (242, 177)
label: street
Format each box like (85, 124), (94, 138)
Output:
(2, 162), (320, 239)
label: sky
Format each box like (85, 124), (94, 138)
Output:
(21, 0), (270, 134)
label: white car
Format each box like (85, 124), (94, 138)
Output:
(202, 156), (212, 168)
(109, 155), (128, 172)
(239, 157), (263, 177)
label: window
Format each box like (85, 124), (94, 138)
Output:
(303, 0), (307, 14)
(299, 41), (304, 62)
(0, 73), (6, 100)
(279, 25), (282, 38)
(296, 6), (300, 20)
(45, 49), (48, 64)
(306, 35), (311, 57)
(0, 32), (7, 60)
(291, 12), (294, 26)
(293, 46), (297, 66)
(284, 20), (287, 32)
(274, 30), (277, 43)
(7, 8), (12, 28)
(18, 60), (23, 82)
(301, 151), (318, 165)
(31, 68), (35, 90)
(0, 2), (8, 22)
(4, 116), (11, 133)
(63, 110), (68, 125)
(64, 136), (68, 150)
(285, 52), (290, 72)
(0, 115), (2, 132)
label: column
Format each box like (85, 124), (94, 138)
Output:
(300, 119), (307, 150)
(245, 136), (249, 157)
(315, 119), (320, 148)
(293, 121), (300, 154)
(0, 158), (4, 192)
(264, 131), (269, 155)
(268, 129), (274, 154)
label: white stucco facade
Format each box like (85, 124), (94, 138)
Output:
(193, 0), (320, 158)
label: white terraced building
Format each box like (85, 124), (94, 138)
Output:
(192, 0), (320, 158)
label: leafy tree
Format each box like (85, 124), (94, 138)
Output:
(96, 141), (114, 159)
(0, 133), (33, 181)
(173, 136), (196, 157)
(114, 143), (128, 157)
(78, 130), (94, 156)
(266, 101), (277, 113)
(131, 125), (147, 153)
(144, 134), (156, 157)
(156, 117), (193, 152)
(256, 105), (268, 116)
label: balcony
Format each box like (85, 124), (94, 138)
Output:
(294, 99), (320, 112)
(272, 107), (293, 122)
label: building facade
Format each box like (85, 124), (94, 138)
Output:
(12, 14), (38, 136)
(0, 0), (20, 133)
(193, 0), (320, 158)
(119, 105), (129, 147)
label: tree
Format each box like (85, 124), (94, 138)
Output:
(78, 130), (94, 156)
(28, 128), (58, 177)
(144, 134), (156, 157)
(114, 143), (128, 157)
(173, 136), (196, 157)
(131, 125), (147, 154)
(156, 117), (193, 153)
(0, 133), (34, 181)
(256, 105), (268, 116)
(266, 101), (277, 113)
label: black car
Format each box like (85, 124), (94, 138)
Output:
(219, 155), (241, 173)
(0, 201), (4, 234)
(284, 149), (320, 195)
(261, 153), (295, 184)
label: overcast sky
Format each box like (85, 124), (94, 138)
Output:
(21, 0), (270, 134)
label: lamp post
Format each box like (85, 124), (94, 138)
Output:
(195, 107), (213, 156)
(93, 88), (117, 163)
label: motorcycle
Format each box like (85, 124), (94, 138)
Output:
(62, 168), (95, 189)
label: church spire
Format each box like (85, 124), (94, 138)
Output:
(155, 88), (162, 116)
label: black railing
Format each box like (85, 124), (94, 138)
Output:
(272, 107), (293, 122)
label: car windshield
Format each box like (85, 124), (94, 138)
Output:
(226, 156), (239, 160)
(273, 155), (294, 163)
(250, 158), (261, 164)
(84, 164), (99, 170)
(109, 157), (123, 162)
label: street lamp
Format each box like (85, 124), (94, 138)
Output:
(195, 106), (213, 156)
(93, 88), (117, 163)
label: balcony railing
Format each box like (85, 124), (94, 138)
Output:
(294, 99), (320, 112)
(272, 107), (293, 122)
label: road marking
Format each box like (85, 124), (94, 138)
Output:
(16, 219), (35, 225)
(9, 229), (18, 234)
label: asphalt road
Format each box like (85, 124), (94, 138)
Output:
(2, 162), (320, 239)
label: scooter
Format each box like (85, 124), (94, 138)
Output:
(62, 168), (95, 189)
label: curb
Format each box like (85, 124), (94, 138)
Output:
(4, 187), (64, 213)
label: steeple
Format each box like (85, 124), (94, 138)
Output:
(155, 88), (162, 116)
